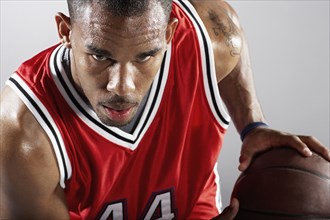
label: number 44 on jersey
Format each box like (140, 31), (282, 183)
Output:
(98, 188), (177, 220)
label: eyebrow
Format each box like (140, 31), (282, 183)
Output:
(136, 47), (162, 59)
(86, 44), (113, 57)
(86, 43), (162, 59)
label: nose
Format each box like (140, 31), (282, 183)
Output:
(106, 63), (136, 96)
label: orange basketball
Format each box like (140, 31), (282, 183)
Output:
(232, 147), (330, 220)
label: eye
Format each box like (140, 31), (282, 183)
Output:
(92, 54), (108, 62)
(136, 56), (151, 63)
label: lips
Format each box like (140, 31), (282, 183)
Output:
(103, 104), (136, 123)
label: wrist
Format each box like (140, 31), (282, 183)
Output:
(240, 122), (268, 141)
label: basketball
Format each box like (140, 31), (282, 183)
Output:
(231, 147), (330, 220)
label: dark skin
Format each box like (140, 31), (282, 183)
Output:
(62, 2), (175, 128)
(192, 0), (329, 171)
(1, 1), (329, 219)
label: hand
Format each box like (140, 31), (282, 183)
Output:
(238, 127), (330, 171)
(212, 198), (239, 220)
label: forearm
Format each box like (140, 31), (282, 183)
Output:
(218, 36), (266, 134)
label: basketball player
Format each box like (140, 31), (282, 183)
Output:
(1, 0), (329, 219)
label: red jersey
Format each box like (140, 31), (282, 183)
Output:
(7, 1), (230, 219)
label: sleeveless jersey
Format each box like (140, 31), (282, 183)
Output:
(7, 1), (231, 219)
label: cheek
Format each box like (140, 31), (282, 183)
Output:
(72, 61), (109, 107)
(74, 56), (109, 88)
(135, 60), (163, 92)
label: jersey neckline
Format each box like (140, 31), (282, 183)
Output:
(49, 44), (172, 150)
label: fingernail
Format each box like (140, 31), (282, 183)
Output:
(304, 148), (313, 156)
(239, 155), (246, 163)
(238, 163), (246, 171)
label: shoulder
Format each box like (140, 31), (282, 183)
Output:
(0, 86), (67, 218)
(190, 0), (243, 81)
(0, 86), (53, 161)
(189, 0), (241, 28)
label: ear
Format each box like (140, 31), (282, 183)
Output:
(55, 12), (72, 48)
(165, 18), (178, 45)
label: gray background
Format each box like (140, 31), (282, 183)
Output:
(1, 0), (329, 209)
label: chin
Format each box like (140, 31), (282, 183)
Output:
(98, 117), (126, 127)
(97, 113), (134, 128)
(95, 105), (138, 128)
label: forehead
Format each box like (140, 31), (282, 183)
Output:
(72, 2), (168, 48)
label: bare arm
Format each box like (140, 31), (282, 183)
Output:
(0, 86), (69, 219)
(190, 0), (242, 82)
(218, 30), (266, 133)
(191, 0), (264, 132)
(192, 1), (330, 168)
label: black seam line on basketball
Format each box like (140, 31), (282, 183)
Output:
(178, 0), (229, 125)
(243, 166), (330, 181)
(8, 77), (69, 181)
(236, 165), (330, 185)
(54, 47), (166, 144)
(239, 208), (330, 219)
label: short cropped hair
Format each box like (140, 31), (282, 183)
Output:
(67, 0), (172, 21)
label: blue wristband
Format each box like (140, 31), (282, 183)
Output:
(240, 122), (268, 141)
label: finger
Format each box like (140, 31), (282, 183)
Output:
(298, 136), (330, 161)
(237, 127), (272, 171)
(238, 154), (252, 172)
(238, 142), (260, 172)
(238, 139), (268, 172)
(288, 136), (313, 157)
(270, 134), (313, 157)
(218, 198), (239, 220)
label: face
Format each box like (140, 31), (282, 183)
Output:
(57, 2), (177, 127)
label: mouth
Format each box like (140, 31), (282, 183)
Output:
(103, 104), (137, 124)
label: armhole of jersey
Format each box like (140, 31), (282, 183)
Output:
(6, 73), (72, 189)
(213, 162), (222, 213)
(174, 0), (231, 129)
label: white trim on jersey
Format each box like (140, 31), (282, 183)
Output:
(6, 74), (72, 188)
(213, 162), (223, 213)
(50, 44), (172, 150)
(174, 0), (231, 129)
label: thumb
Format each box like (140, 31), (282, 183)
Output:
(238, 154), (252, 171)
(213, 198), (239, 220)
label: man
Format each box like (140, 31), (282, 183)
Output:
(1, 0), (329, 219)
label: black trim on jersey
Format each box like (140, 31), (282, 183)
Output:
(53, 48), (168, 144)
(8, 77), (69, 181)
(177, 0), (230, 125)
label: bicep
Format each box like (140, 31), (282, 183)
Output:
(0, 87), (69, 219)
(192, 0), (243, 81)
